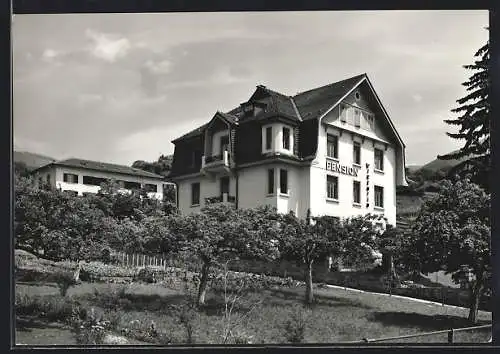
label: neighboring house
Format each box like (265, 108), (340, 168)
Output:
(168, 73), (408, 226)
(32, 158), (169, 200)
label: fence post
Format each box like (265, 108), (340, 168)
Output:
(448, 329), (454, 343)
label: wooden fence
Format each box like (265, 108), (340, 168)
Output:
(111, 251), (171, 269)
(352, 324), (492, 344)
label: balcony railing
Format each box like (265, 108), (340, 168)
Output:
(205, 193), (236, 205)
(201, 150), (232, 171)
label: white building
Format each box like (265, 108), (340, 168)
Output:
(168, 74), (408, 226)
(32, 158), (168, 200)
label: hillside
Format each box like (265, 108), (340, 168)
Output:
(419, 150), (470, 173)
(14, 151), (56, 171)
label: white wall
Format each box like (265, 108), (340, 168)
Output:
(177, 173), (237, 215)
(311, 98), (397, 225)
(237, 165), (277, 211)
(34, 166), (164, 200)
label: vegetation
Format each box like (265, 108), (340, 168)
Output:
(439, 39), (490, 191)
(405, 178), (490, 323)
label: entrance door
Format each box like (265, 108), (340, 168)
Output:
(220, 176), (230, 197)
(220, 135), (229, 156)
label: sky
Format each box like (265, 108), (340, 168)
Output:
(13, 10), (489, 166)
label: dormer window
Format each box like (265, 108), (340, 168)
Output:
(242, 102), (254, 117)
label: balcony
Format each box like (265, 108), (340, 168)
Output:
(201, 150), (233, 175)
(205, 193), (236, 205)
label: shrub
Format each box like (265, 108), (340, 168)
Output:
(72, 308), (111, 345)
(282, 305), (310, 343)
(53, 271), (78, 296)
(135, 267), (157, 284)
(15, 294), (78, 323)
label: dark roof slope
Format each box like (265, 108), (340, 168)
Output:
(172, 73), (367, 143)
(34, 158), (165, 179)
(293, 74), (366, 120)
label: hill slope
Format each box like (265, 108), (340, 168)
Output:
(14, 151), (56, 171)
(419, 150), (470, 173)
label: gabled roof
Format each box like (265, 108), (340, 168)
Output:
(293, 74), (366, 120)
(33, 158), (165, 180)
(171, 73), (379, 143)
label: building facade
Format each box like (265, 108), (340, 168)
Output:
(32, 158), (168, 200)
(169, 74), (408, 226)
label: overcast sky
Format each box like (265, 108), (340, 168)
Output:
(13, 11), (488, 166)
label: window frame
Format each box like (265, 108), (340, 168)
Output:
(374, 185), (384, 208)
(353, 142), (361, 165)
(63, 173), (79, 184)
(191, 182), (200, 206)
(327, 134), (339, 159)
(326, 175), (339, 200)
(279, 169), (288, 195)
(265, 126), (273, 150)
(374, 148), (384, 171)
(282, 127), (291, 150)
(267, 168), (275, 195)
(353, 180), (361, 205)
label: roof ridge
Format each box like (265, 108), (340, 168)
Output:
(293, 73), (366, 99)
(289, 97), (302, 121)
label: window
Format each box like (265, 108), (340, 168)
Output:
(220, 136), (229, 155)
(266, 127), (272, 150)
(282, 127), (290, 150)
(82, 176), (108, 186)
(327, 134), (338, 159)
(63, 173), (79, 184)
(353, 181), (361, 204)
(121, 181), (140, 190)
(354, 109), (361, 127)
(355, 92), (361, 100)
(220, 177), (229, 195)
(192, 149), (202, 168)
(374, 148), (384, 171)
(267, 169), (274, 195)
(375, 186), (384, 208)
(353, 142), (361, 165)
(279, 169), (288, 194)
(327, 175), (338, 200)
(144, 184), (158, 193)
(365, 113), (374, 130)
(191, 183), (200, 206)
(46, 174), (51, 184)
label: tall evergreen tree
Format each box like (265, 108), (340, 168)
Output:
(438, 40), (490, 191)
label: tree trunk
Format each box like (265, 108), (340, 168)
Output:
(468, 273), (485, 324)
(197, 261), (210, 307)
(305, 261), (314, 304)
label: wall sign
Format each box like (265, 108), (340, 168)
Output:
(366, 163), (370, 208)
(326, 161), (360, 177)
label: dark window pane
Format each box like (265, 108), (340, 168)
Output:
(82, 176), (108, 186)
(266, 127), (272, 150)
(268, 169), (274, 194)
(144, 184), (158, 193)
(283, 127), (290, 150)
(327, 134), (338, 158)
(191, 183), (200, 205)
(327, 175), (338, 200)
(280, 169), (288, 194)
(353, 143), (361, 165)
(353, 181), (361, 204)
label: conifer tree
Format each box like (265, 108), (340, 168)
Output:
(438, 39), (490, 190)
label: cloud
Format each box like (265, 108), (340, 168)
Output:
(85, 29), (131, 63)
(144, 59), (172, 74)
(41, 48), (63, 64)
(412, 94), (423, 103)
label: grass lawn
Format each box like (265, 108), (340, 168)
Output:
(15, 280), (492, 345)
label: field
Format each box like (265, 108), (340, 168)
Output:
(15, 276), (492, 345)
